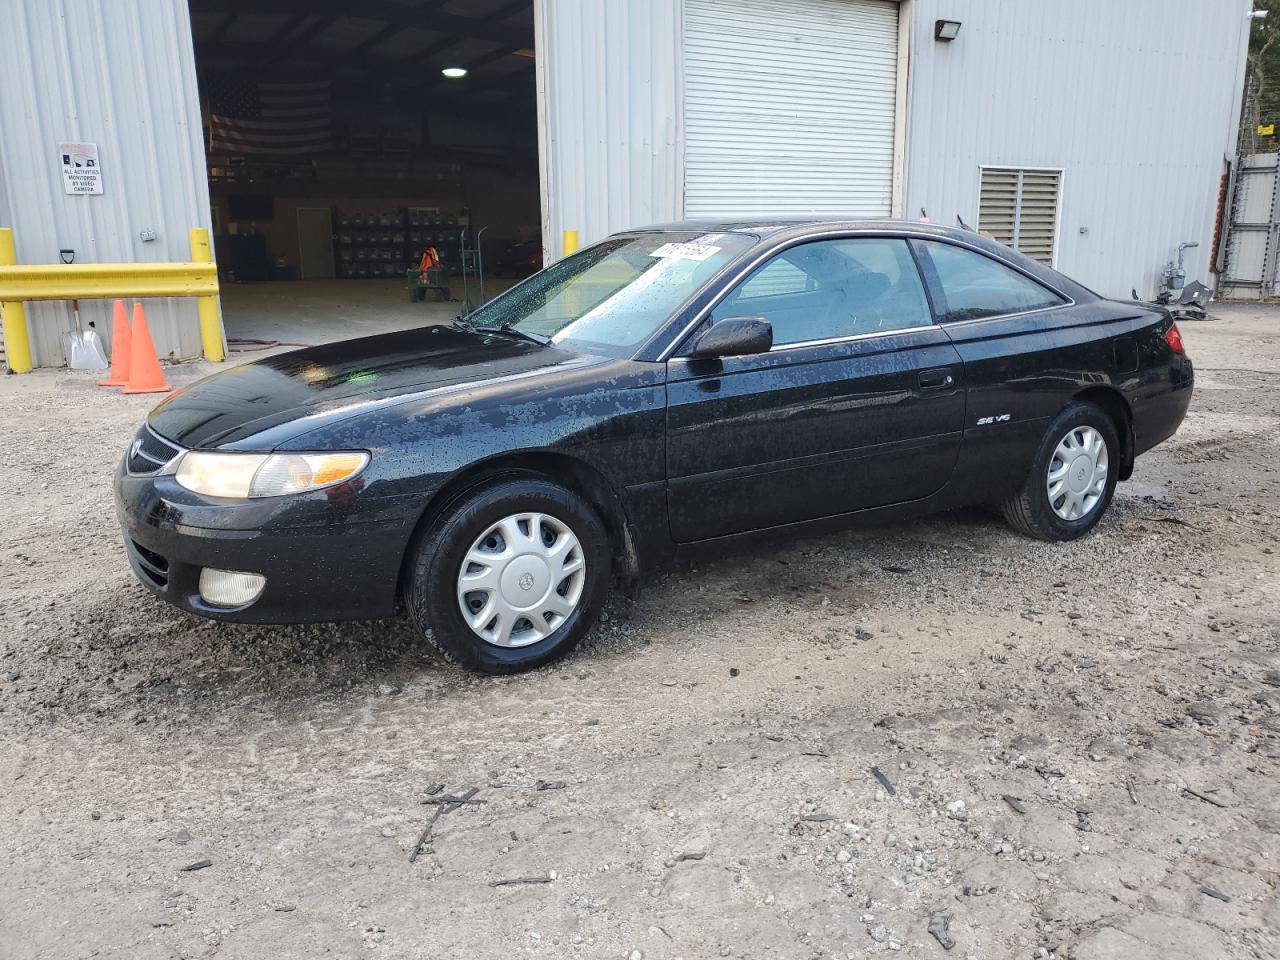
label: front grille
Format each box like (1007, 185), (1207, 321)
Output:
(126, 424), (184, 476)
(129, 538), (169, 588)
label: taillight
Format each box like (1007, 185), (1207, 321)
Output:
(1164, 322), (1184, 354)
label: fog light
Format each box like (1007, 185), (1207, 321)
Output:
(198, 568), (266, 607)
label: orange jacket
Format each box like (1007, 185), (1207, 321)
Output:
(419, 247), (441, 280)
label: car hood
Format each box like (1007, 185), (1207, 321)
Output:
(148, 326), (602, 448)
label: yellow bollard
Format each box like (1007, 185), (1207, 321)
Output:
(562, 229), (579, 257)
(0, 228), (33, 373)
(188, 227), (225, 362)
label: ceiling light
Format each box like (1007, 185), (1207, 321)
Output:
(934, 19), (962, 41)
(441, 66), (468, 79)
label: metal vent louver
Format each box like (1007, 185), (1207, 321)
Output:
(979, 167), (1062, 265)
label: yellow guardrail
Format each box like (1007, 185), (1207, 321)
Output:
(0, 261), (218, 300)
(0, 226), (225, 372)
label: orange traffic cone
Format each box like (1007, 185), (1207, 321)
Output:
(97, 299), (132, 386)
(121, 303), (172, 395)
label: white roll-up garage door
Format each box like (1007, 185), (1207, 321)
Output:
(683, 0), (900, 220)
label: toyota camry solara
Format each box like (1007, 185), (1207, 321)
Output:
(116, 220), (1193, 673)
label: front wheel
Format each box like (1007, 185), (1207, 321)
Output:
(406, 477), (611, 674)
(1001, 402), (1120, 541)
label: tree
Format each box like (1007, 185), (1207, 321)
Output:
(1243, 1), (1280, 152)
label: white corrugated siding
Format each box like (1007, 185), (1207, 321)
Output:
(683, 0), (898, 219)
(0, 158), (8, 367)
(904, 0), (1252, 299)
(536, 0), (685, 260)
(0, 0), (214, 369)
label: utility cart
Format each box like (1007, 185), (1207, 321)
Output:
(407, 260), (449, 302)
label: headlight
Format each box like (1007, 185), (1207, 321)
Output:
(172, 451), (369, 499)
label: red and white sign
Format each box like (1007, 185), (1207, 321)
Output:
(59, 142), (103, 195)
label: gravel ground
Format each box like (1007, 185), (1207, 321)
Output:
(1, 305), (1278, 960)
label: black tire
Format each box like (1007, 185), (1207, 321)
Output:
(1000, 401), (1120, 541)
(406, 477), (611, 674)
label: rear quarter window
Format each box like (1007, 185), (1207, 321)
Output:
(913, 240), (1067, 322)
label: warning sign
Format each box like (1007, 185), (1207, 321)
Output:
(59, 142), (103, 195)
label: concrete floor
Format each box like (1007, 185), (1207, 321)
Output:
(218, 277), (522, 352)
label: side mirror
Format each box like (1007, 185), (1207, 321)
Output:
(687, 317), (773, 360)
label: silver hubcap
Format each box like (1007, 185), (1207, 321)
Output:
(456, 512), (586, 648)
(1047, 425), (1109, 521)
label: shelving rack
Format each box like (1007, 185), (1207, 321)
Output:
(335, 207), (464, 279)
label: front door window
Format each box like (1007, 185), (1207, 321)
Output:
(709, 237), (934, 346)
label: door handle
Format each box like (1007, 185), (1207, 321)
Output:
(919, 367), (955, 389)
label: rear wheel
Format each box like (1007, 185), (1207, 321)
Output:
(407, 477), (611, 673)
(1001, 402), (1120, 541)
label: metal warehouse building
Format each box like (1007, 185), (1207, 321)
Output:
(0, 0), (1254, 369)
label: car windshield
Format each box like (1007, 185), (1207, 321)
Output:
(463, 231), (755, 355)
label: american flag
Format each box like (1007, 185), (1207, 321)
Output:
(207, 79), (332, 156)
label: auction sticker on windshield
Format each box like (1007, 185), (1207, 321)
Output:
(650, 240), (722, 261)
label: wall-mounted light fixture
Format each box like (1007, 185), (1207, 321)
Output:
(934, 19), (962, 41)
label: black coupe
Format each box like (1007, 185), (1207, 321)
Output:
(116, 221), (1193, 673)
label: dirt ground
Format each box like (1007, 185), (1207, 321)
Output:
(1, 305), (1278, 960)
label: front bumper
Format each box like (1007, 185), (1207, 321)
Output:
(115, 461), (416, 624)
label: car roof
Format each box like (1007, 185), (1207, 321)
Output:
(625, 218), (968, 238)
(618, 218), (1099, 302)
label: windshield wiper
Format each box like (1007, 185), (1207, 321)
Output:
(473, 321), (552, 346)
(453, 314), (551, 346)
